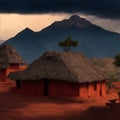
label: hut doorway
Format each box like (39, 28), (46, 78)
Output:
(43, 79), (49, 96)
(16, 80), (21, 89)
(0, 69), (6, 81)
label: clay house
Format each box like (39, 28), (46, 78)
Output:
(9, 52), (108, 98)
(0, 44), (27, 82)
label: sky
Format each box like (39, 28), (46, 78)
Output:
(0, 0), (120, 40)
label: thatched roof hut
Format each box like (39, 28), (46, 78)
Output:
(0, 44), (25, 69)
(9, 52), (108, 83)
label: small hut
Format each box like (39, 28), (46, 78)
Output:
(9, 52), (108, 98)
(0, 44), (26, 82)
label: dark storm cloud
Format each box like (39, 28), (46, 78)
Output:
(0, 0), (120, 19)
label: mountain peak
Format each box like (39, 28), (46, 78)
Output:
(51, 15), (92, 29)
(68, 15), (92, 27)
(15, 27), (34, 37)
(69, 15), (81, 20)
(23, 27), (33, 32)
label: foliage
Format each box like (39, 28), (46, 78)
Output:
(114, 54), (120, 67)
(58, 36), (79, 52)
(106, 71), (117, 93)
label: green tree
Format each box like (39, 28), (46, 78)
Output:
(114, 54), (120, 67)
(59, 36), (79, 52)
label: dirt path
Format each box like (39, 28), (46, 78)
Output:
(0, 82), (120, 120)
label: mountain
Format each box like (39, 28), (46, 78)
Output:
(0, 40), (5, 44)
(3, 15), (120, 63)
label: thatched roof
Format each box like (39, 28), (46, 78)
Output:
(0, 44), (25, 69)
(9, 52), (108, 83)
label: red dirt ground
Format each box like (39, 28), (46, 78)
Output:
(0, 81), (120, 120)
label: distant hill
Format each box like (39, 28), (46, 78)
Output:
(92, 58), (120, 81)
(3, 15), (120, 63)
(92, 58), (115, 72)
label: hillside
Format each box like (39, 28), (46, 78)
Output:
(91, 58), (120, 80)
(0, 40), (4, 44)
(4, 15), (120, 63)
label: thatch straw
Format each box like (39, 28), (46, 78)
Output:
(0, 44), (25, 69)
(9, 52), (108, 83)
